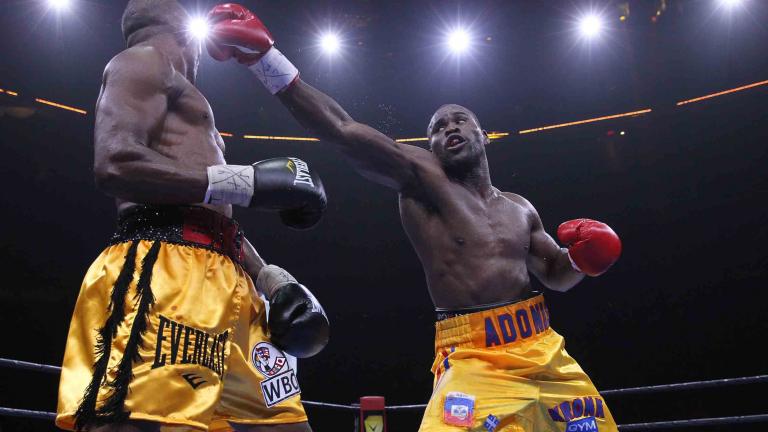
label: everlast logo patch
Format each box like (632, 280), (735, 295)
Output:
(151, 315), (228, 377)
(288, 158), (315, 187)
(484, 300), (550, 347)
(180, 373), (207, 389)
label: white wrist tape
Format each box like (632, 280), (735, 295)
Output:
(204, 165), (255, 207)
(256, 264), (298, 299)
(248, 48), (299, 95)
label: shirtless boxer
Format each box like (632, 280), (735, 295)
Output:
(56, 1), (327, 431)
(206, 4), (622, 431)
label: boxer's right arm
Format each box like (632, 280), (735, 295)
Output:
(280, 80), (429, 191)
(93, 48), (209, 204)
(207, 4), (432, 192)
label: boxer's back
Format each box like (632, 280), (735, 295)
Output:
(95, 44), (230, 216)
(399, 180), (536, 309)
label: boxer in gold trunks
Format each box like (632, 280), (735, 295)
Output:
(205, 4), (622, 431)
(56, 1), (328, 431)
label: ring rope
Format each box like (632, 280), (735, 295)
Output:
(4, 357), (766, 407)
(301, 401), (358, 411)
(617, 414), (768, 430)
(0, 358), (61, 374)
(2, 406), (766, 430)
(1, 357), (766, 423)
(0, 407), (56, 420)
(600, 374), (768, 396)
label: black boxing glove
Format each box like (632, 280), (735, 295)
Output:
(256, 264), (329, 358)
(279, 207), (323, 231)
(205, 157), (326, 229)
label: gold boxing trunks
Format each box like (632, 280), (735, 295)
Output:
(56, 206), (307, 431)
(419, 295), (618, 432)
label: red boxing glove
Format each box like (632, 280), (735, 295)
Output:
(206, 3), (274, 65)
(206, 3), (299, 94)
(557, 219), (621, 277)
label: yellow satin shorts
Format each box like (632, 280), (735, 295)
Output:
(419, 295), (617, 432)
(56, 240), (307, 431)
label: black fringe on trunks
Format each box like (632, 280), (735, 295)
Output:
(73, 240), (160, 430)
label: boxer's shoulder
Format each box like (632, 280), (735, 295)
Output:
(398, 142), (442, 175)
(499, 191), (531, 209)
(104, 45), (176, 90)
(396, 145), (450, 199)
(499, 191), (540, 223)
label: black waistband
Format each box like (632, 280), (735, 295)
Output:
(435, 290), (542, 321)
(110, 205), (244, 264)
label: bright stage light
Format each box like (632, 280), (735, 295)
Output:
(48, 0), (71, 11)
(188, 17), (210, 40)
(447, 28), (471, 54)
(579, 14), (604, 39)
(719, 0), (744, 8)
(320, 32), (341, 55)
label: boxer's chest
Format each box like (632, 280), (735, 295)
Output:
(454, 198), (531, 257)
(152, 79), (225, 165)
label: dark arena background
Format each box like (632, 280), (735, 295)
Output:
(1, 0), (767, 431)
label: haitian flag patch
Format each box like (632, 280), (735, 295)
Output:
(443, 392), (475, 427)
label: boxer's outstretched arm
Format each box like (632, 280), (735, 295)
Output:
(522, 199), (585, 292)
(207, 4), (430, 191)
(279, 79), (427, 191)
(93, 48), (208, 203)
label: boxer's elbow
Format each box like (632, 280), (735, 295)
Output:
(543, 278), (578, 293)
(532, 255), (581, 292)
(94, 159), (120, 195)
(320, 118), (355, 144)
(542, 265), (584, 292)
(93, 148), (143, 197)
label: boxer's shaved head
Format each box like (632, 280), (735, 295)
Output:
(427, 104), (481, 136)
(122, 0), (189, 47)
(426, 103), (489, 174)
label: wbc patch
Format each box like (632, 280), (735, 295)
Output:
(443, 392), (475, 427)
(251, 342), (301, 407)
(567, 416), (599, 432)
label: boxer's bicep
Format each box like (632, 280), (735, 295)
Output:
(95, 53), (171, 155)
(527, 213), (560, 278)
(337, 121), (432, 190)
(522, 199), (576, 291)
(280, 79), (432, 191)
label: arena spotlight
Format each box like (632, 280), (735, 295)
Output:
(578, 14), (604, 39)
(447, 28), (471, 54)
(719, 0), (744, 8)
(319, 32), (341, 55)
(188, 16), (210, 40)
(48, 0), (71, 11)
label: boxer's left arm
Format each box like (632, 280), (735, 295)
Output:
(242, 238), (330, 358)
(522, 198), (586, 292)
(241, 236), (266, 278)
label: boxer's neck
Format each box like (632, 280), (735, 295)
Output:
(447, 156), (493, 198)
(145, 33), (195, 82)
